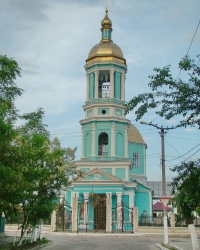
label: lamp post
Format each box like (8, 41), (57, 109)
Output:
(140, 121), (174, 244)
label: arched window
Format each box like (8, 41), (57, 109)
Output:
(133, 152), (139, 168)
(99, 71), (110, 98)
(98, 132), (108, 156)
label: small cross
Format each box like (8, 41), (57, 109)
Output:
(106, 0), (108, 11)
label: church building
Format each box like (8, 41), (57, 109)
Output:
(65, 8), (152, 233)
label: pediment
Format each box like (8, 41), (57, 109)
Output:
(76, 168), (123, 183)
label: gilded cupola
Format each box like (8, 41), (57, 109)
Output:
(86, 9), (126, 66)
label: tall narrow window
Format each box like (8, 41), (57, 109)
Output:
(98, 133), (108, 156)
(133, 152), (139, 168)
(99, 71), (110, 98)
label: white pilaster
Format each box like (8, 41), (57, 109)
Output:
(94, 70), (99, 99)
(121, 73), (125, 101)
(111, 124), (116, 156)
(72, 192), (79, 232)
(83, 192), (89, 225)
(86, 73), (89, 101)
(110, 69), (115, 98)
(116, 192), (122, 229)
(106, 192), (112, 233)
(91, 124), (96, 156)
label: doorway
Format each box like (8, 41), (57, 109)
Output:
(94, 194), (106, 230)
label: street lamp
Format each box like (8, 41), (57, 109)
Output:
(140, 121), (174, 244)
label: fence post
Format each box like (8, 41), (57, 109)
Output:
(121, 206), (124, 233)
(51, 210), (56, 232)
(72, 192), (79, 233)
(0, 213), (5, 234)
(133, 207), (138, 232)
(188, 224), (200, 250)
(106, 193), (112, 233)
(170, 213), (175, 232)
(131, 208), (134, 233)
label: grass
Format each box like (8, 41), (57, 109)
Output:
(162, 243), (176, 250)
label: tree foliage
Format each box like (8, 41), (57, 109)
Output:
(125, 55), (200, 128)
(170, 159), (200, 224)
(0, 55), (79, 243)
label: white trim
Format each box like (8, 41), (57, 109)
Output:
(124, 190), (135, 207)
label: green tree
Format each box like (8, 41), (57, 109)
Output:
(0, 55), (23, 215)
(125, 55), (200, 128)
(170, 159), (200, 225)
(0, 55), (80, 244)
(15, 108), (78, 244)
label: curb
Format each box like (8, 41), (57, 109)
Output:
(156, 243), (183, 250)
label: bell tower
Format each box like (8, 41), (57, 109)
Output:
(80, 8), (129, 162)
(67, 5), (151, 230)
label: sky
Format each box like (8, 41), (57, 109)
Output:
(1, 0), (200, 181)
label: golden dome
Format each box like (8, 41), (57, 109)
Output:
(87, 41), (124, 60)
(128, 123), (146, 144)
(86, 9), (126, 65)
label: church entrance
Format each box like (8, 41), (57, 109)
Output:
(93, 194), (106, 231)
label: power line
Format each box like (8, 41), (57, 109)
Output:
(184, 148), (200, 162)
(168, 143), (200, 162)
(165, 139), (181, 156)
(185, 20), (200, 56)
(176, 19), (200, 80)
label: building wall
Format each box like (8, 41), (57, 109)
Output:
(129, 142), (145, 176)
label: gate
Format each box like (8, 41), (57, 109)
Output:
(77, 194), (106, 232)
(112, 202), (133, 233)
(56, 201), (72, 231)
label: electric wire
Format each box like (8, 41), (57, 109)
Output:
(168, 143), (200, 162)
(176, 19), (200, 80)
(164, 139), (181, 156)
(184, 148), (200, 162)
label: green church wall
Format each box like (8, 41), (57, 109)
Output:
(85, 132), (92, 157)
(102, 168), (112, 174)
(66, 191), (71, 204)
(112, 195), (117, 208)
(98, 108), (110, 115)
(73, 185), (124, 194)
(96, 124), (111, 156)
(123, 195), (129, 205)
(115, 168), (125, 179)
(128, 142), (145, 175)
(82, 120), (129, 160)
(85, 98), (125, 105)
(115, 125), (125, 157)
(85, 64), (126, 72)
(135, 191), (151, 217)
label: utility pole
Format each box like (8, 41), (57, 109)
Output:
(140, 121), (174, 245)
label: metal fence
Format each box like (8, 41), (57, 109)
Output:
(112, 202), (134, 233)
(56, 202), (72, 232)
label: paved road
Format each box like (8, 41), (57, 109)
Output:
(4, 231), (200, 250)
(40, 233), (160, 250)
